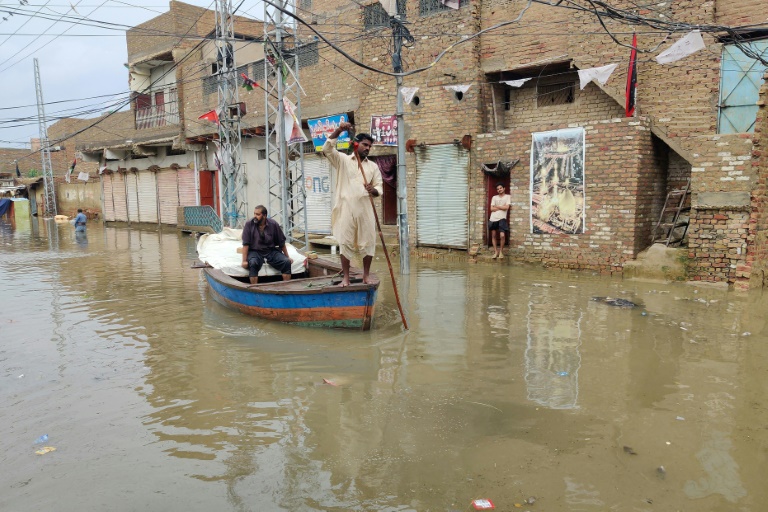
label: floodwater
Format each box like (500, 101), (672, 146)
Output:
(2, 219), (768, 512)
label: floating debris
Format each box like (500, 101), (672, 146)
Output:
(33, 434), (49, 445)
(471, 499), (495, 510)
(35, 446), (56, 455)
(591, 297), (639, 308)
(656, 465), (666, 479)
(322, 378), (337, 386)
(623, 445), (637, 455)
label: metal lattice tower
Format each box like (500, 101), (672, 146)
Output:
(34, 58), (57, 217)
(215, 0), (247, 228)
(263, 1), (307, 246)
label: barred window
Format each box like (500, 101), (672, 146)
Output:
(536, 82), (575, 107)
(364, 0), (406, 30)
(203, 75), (217, 96)
(251, 59), (265, 82)
(419, 0), (468, 16)
(297, 42), (319, 68)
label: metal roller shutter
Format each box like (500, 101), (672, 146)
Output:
(112, 173), (128, 221)
(177, 169), (197, 206)
(415, 144), (469, 249)
(157, 169), (179, 224)
(126, 172), (140, 223)
(303, 156), (332, 234)
(137, 171), (158, 223)
(102, 174), (115, 222)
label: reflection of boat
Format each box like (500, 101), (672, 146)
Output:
(200, 257), (379, 330)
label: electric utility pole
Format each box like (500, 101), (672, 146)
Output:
(34, 58), (57, 217)
(215, 0), (247, 228)
(391, 15), (412, 274)
(263, 1), (308, 247)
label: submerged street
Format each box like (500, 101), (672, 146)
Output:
(2, 219), (768, 511)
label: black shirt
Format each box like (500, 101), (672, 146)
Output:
(242, 217), (287, 254)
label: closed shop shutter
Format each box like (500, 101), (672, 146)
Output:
(415, 144), (469, 249)
(126, 172), (140, 223)
(177, 169), (197, 206)
(102, 174), (115, 222)
(303, 156), (332, 234)
(137, 171), (158, 223)
(157, 169), (179, 224)
(112, 173), (128, 221)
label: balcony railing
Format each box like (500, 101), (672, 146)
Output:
(135, 89), (180, 130)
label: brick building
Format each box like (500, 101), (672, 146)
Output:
(48, 0), (767, 288)
(289, 0), (766, 288)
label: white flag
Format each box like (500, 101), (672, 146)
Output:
(77, 171), (89, 182)
(655, 30), (706, 64)
(380, 0), (397, 15)
(400, 86), (419, 104)
(444, 84), (471, 93)
(502, 78), (532, 88)
(440, 0), (460, 8)
(577, 63), (618, 90)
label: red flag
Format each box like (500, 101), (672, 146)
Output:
(198, 110), (220, 124)
(626, 33), (637, 117)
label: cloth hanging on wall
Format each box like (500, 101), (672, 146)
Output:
(375, 155), (397, 188)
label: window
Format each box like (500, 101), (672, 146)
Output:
(251, 60), (265, 82)
(537, 82), (574, 107)
(364, 0), (406, 29)
(258, 149), (267, 160)
(297, 42), (319, 68)
(203, 75), (217, 96)
(419, 0), (468, 17)
(718, 40), (768, 133)
(299, 0), (311, 9)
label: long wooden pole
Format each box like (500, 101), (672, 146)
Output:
(354, 151), (409, 330)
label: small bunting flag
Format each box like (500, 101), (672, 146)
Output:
(240, 73), (258, 91)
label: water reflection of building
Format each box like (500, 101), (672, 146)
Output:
(524, 289), (582, 409)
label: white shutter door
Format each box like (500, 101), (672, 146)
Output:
(415, 144), (469, 249)
(126, 173), (140, 222)
(112, 173), (128, 221)
(137, 171), (158, 223)
(157, 169), (179, 224)
(102, 175), (115, 221)
(303, 156), (332, 234)
(177, 169), (197, 206)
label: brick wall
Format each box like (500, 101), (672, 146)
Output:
(470, 117), (664, 273)
(748, 71), (768, 287)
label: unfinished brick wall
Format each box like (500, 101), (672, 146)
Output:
(471, 117), (664, 273)
(747, 71), (768, 287)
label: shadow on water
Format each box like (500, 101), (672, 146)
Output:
(2, 219), (768, 511)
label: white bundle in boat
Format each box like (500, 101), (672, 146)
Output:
(197, 228), (307, 277)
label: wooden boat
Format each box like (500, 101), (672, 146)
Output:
(200, 257), (380, 330)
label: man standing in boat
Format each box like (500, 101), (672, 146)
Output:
(323, 121), (383, 287)
(241, 205), (293, 284)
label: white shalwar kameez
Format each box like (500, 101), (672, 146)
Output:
(323, 137), (383, 259)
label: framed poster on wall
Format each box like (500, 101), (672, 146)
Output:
(530, 127), (585, 234)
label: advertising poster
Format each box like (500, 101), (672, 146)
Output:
(530, 127), (585, 235)
(370, 114), (398, 146)
(308, 114), (350, 152)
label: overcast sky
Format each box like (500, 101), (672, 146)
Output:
(0, 0), (264, 150)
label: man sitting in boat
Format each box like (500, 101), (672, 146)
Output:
(241, 205), (293, 284)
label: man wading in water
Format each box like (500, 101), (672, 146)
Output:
(323, 121), (383, 287)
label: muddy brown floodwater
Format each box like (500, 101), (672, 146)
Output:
(2, 218), (768, 511)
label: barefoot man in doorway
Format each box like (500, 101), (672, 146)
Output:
(489, 183), (511, 259)
(323, 121), (383, 286)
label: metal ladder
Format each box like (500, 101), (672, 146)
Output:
(653, 178), (691, 247)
